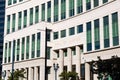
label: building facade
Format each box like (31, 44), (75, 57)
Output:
(2, 0), (120, 80)
(0, 0), (5, 75)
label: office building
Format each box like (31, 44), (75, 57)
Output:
(2, 0), (120, 80)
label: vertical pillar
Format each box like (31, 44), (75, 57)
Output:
(109, 14), (113, 47)
(91, 21), (95, 50)
(74, 0), (77, 15)
(35, 34), (37, 58)
(19, 39), (22, 61)
(76, 46), (81, 79)
(59, 49), (64, 73)
(23, 68), (27, 80)
(28, 67), (33, 80)
(83, 0), (86, 12)
(34, 67), (38, 80)
(100, 18), (104, 49)
(85, 63), (90, 80)
(58, 0), (61, 21)
(51, 0), (54, 22)
(67, 48), (72, 71)
(66, 0), (69, 18)
(40, 65), (45, 80)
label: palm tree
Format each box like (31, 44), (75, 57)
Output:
(8, 69), (26, 80)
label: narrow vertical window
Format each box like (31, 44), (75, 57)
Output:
(77, 24), (83, 33)
(21, 37), (25, 60)
(86, 0), (91, 10)
(47, 1), (51, 22)
(112, 12), (119, 46)
(31, 34), (35, 58)
(47, 47), (51, 59)
(12, 14), (16, 32)
(8, 42), (11, 62)
(4, 43), (7, 63)
(16, 39), (20, 61)
(61, 29), (66, 38)
(26, 36), (29, 59)
(64, 49), (67, 57)
(41, 3), (45, 21)
(72, 47), (76, 55)
(23, 10), (27, 27)
(18, 12), (22, 30)
(35, 6), (39, 23)
(86, 22), (92, 51)
(77, 0), (83, 13)
(103, 16), (110, 48)
(7, 15), (10, 34)
(94, 19), (100, 50)
(54, 0), (59, 22)
(30, 8), (33, 25)
(69, 0), (74, 17)
(94, 0), (99, 7)
(54, 32), (59, 40)
(8, 0), (12, 5)
(61, 0), (66, 20)
(37, 32), (41, 57)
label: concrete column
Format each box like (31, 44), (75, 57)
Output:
(74, 0), (77, 15)
(109, 14), (113, 47)
(28, 67), (33, 80)
(91, 0), (94, 9)
(58, 0), (61, 21)
(34, 67), (38, 80)
(66, 0), (69, 18)
(19, 39), (22, 61)
(94, 74), (98, 80)
(58, 49), (64, 77)
(83, 0), (86, 12)
(23, 68), (27, 80)
(100, 18), (104, 49)
(15, 13), (18, 31)
(91, 21), (95, 50)
(76, 46), (81, 79)
(85, 63), (90, 80)
(99, 0), (103, 6)
(45, 3), (47, 22)
(27, 8), (30, 26)
(51, 0), (54, 22)
(67, 48), (72, 71)
(40, 65), (45, 80)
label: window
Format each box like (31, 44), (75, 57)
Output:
(69, 0), (74, 17)
(94, 0), (99, 7)
(77, 0), (83, 13)
(103, 16), (110, 48)
(21, 37), (25, 60)
(64, 66), (67, 72)
(47, 1), (51, 22)
(7, 15), (10, 34)
(103, 0), (108, 4)
(72, 47), (76, 55)
(35, 6), (39, 23)
(47, 67), (51, 74)
(8, 0), (12, 5)
(26, 36), (29, 59)
(54, 32), (59, 40)
(18, 12), (22, 30)
(31, 34), (35, 58)
(81, 64), (85, 80)
(61, 0), (66, 19)
(4, 43), (7, 63)
(94, 19), (100, 50)
(47, 30), (51, 41)
(86, 22), (92, 51)
(61, 30), (66, 38)
(8, 42), (11, 62)
(57, 53), (59, 58)
(54, 0), (59, 22)
(12, 14), (16, 32)
(72, 65), (76, 72)
(64, 49), (67, 57)
(86, 0), (91, 10)
(69, 27), (75, 36)
(37, 32), (41, 57)
(19, 0), (23, 2)
(30, 8), (33, 25)
(41, 3), (45, 21)
(16, 39), (20, 61)
(23, 10), (27, 27)
(112, 12), (119, 46)
(77, 24), (83, 33)
(47, 47), (51, 59)
(13, 0), (17, 4)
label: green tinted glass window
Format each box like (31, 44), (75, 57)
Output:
(41, 3), (45, 21)
(54, 32), (59, 40)
(54, 0), (59, 22)
(16, 39), (20, 61)
(8, 42), (11, 62)
(30, 8), (33, 25)
(37, 32), (41, 57)
(77, 0), (83, 13)
(69, 27), (75, 36)
(112, 12), (119, 46)
(69, 0), (74, 17)
(47, 1), (51, 22)
(18, 12), (22, 30)
(35, 6), (39, 23)
(8, 0), (12, 5)
(13, 0), (17, 4)
(31, 34), (35, 58)
(21, 38), (25, 60)
(61, 0), (66, 19)
(26, 36), (29, 59)
(94, 0), (99, 7)
(47, 47), (51, 59)
(61, 30), (66, 38)
(4, 43), (7, 63)
(86, 0), (91, 10)
(23, 10), (27, 27)
(12, 14), (16, 32)
(7, 15), (10, 34)
(103, 0), (108, 3)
